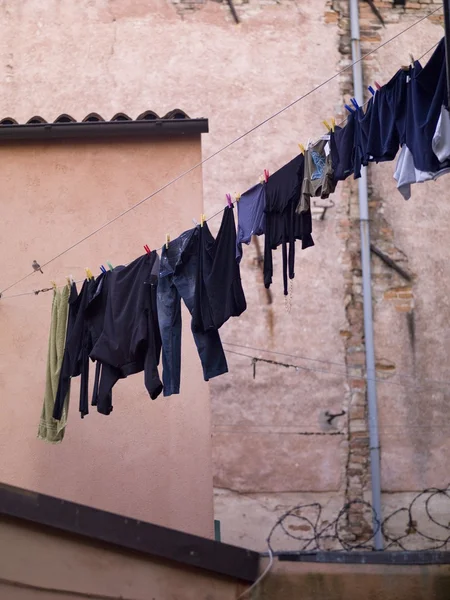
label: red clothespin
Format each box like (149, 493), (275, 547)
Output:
(226, 193), (232, 208)
(144, 244), (151, 254)
(374, 81), (381, 91)
(264, 169), (269, 183)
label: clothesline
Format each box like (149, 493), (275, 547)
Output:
(34, 26), (450, 440)
(0, 38), (439, 301)
(224, 348), (450, 393)
(0, 4), (442, 299)
(222, 340), (450, 388)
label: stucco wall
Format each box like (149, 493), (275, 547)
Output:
(0, 0), (447, 554)
(0, 136), (214, 538)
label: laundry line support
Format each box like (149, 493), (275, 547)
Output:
(349, 0), (383, 551)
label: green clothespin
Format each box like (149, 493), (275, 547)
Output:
(106, 261), (114, 271)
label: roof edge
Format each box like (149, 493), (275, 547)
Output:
(0, 118), (209, 142)
(0, 482), (259, 583)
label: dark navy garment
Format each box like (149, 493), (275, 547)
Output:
(157, 228), (228, 397)
(264, 154), (314, 295)
(236, 183), (266, 263)
(89, 252), (163, 415)
(53, 279), (97, 420)
(330, 116), (355, 182)
(193, 206), (246, 333)
(353, 99), (373, 179)
(405, 38), (447, 172)
(366, 68), (410, 163)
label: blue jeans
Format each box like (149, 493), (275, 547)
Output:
(157, 227), (228, 397)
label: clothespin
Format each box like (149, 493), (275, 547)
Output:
(322, 120), (331, 132)
(85, 268), (94, 280)
(344, 104), (354, 114)
(144, 244), (151, 254)
(409, 53), (415, 67)
(226, 193), (233, 208)
(66, 275), (73, 287)
(235, 192), (241, 202)
(51, 280), (57, 290)
(200, 214), (206, 227)
(106, 261), (114, 271)
(298, 143), (306, 155)
(165, 234), (170, 250)
(374, 81), (381, 91)
(368, 85), (375, 96)
(99, 265), (107, 274)
(330, 117), (336, 132)
(264, 169), (269, 183)
(350, 97), (360, 110)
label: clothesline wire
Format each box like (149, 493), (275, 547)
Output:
(224, 348), (450, 393)
(222, 341), (450, 388)
(0, 38), (440, 302)
(0, 5), (442, 297)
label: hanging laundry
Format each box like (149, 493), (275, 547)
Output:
(53, 279), (95, 421)
(297, 137), (336, 214)
(330, 118), (356, 182)
(393, 144), (450, 200)
(193, 205), (246, 333)
(88, 252), (163, 415)
(264, 154), (314, 296)
(365, 68), (409, 164)
(405, 38), (447, 173)
(38, 284), (71, 443)
(157, 227), (228, 397)
(235, 183), (266, 263)
(432, 105), (450, 162)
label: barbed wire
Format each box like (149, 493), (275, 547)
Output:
(267, 486), (450, 553)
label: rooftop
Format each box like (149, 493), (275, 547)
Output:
(0, 109), (209, 142)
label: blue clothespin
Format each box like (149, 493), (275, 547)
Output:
(344, 104), (354, 114)
(350, 97), (360, 110)
(368, 86), (375, 96)
(99, 265), (107, 274)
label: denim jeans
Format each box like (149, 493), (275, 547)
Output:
(157, 227), (228, 397)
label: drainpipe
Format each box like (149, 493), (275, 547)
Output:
(349, 0), (383, 551)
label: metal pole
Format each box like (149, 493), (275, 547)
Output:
(349, 0), (383, 551)
(443, 1), (450, 109)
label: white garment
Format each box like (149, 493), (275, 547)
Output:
(432, 105), (450, 163)
(393, 144), (450, 201)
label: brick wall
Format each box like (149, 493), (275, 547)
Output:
(327, 0), (444, 541)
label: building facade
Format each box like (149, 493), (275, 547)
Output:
(0, 0), (448, 551)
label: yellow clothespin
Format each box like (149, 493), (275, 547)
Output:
(322, 120), (331, 132)
(85, 268), (94, 280)
(51, 280), (57, 290)
(330, 117), (336, 132)
(200, 214), (206, 227)
(235, 192), (241, 202)
(298, 143), (306, 155)
(166, 234), (170, 249)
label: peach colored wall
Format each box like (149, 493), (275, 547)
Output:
(0, 136), (214, 538)
(0, 519), (246, 599)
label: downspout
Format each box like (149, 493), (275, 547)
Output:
(349, 0), (383, 551)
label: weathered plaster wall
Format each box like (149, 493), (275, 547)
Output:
(0, 0), (447, 554)
(0, 0), (348, 552)
(0, 136), (214, 538)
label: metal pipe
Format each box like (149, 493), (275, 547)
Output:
(443, 1), (450, 108)
(349, 0), (383, 551)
